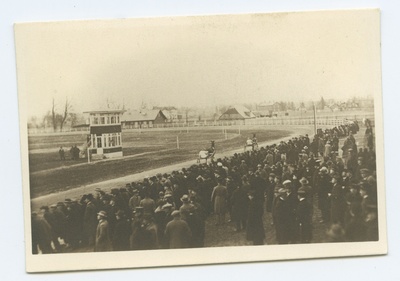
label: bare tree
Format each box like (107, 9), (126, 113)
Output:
(51, 98), (57, 132)
(60, 97), (72, 132)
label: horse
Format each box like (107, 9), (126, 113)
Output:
(198, 141), (215, 163)
(244, 138), (258, 152)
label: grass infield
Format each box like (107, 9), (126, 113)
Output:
(28, 127), (291, 198)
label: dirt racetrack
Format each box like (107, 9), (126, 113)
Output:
(30, 126), (314, 211)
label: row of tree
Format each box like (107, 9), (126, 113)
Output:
(28, 97), (86, 132)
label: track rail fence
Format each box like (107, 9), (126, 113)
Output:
(28, 113), (375, 135)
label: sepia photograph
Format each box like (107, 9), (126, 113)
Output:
(14, 8), (386, 273)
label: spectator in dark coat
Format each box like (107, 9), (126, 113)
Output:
(283, 180), (298, 243)
(265, 173), (276, 213)
(246, 190), (265, 245)
(112, 210), (131, 251)
(231, 182), (249, 232)
(364, 205), (379, 241)
(330, 174), (346, 224)
(317, 167), (332, 223)
(130, 208), (145, 250)
(31, 212), (53, 254)
(164, 211), (192, 249)
(296, 189), (313, 243)
(345, 203), (367, 242)
(274, 188), (291, 244)
(41, 205), (61, 252)
(141, 215), (159, 250)
(190, 196), (206, 247)
(83, 195), (97, 247)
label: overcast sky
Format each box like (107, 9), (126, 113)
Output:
(15, 9), (380, 118)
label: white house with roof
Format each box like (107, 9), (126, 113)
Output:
(121, 109), (168, 129)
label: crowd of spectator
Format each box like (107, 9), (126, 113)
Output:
(31, 121), (378, 254)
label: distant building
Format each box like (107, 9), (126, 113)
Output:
(329, 103), (343, 112)
(256, 102), (282, 117)
(121, 109), (168, 128)
(84, 109), (125, 159)
(219, 105), (256, 121)
(152, 106), (178, 121)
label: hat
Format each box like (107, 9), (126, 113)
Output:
(278, 188), (287, 194)
(97, 211), (107, 218)
(50, 204), (57, 208)
(299, 177), (309, 185)
(320, 167), (329, 174)
(40, 205), (49, 211)
(332, 173), (341, 179)
(217, 162), (223, 167)
(326, 224), (345, 240)
(297, 188), (307, 195)
(94, 187), (102, 192)
(282, 180), (292, 186)
(360, 168), (371, 174)
(180, 194), (190, 203)
(64, 198), (72, 203)
(56, 202), (64, 207)
(134, 207), (144, 213)
(162, 203), (173, 210)
(269, 173), (276, 178)
(171, 210), (180, 217)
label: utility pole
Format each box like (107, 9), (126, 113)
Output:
(313, 102), (317, 135)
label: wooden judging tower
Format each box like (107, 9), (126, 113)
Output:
(84, 110), (125, 159)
